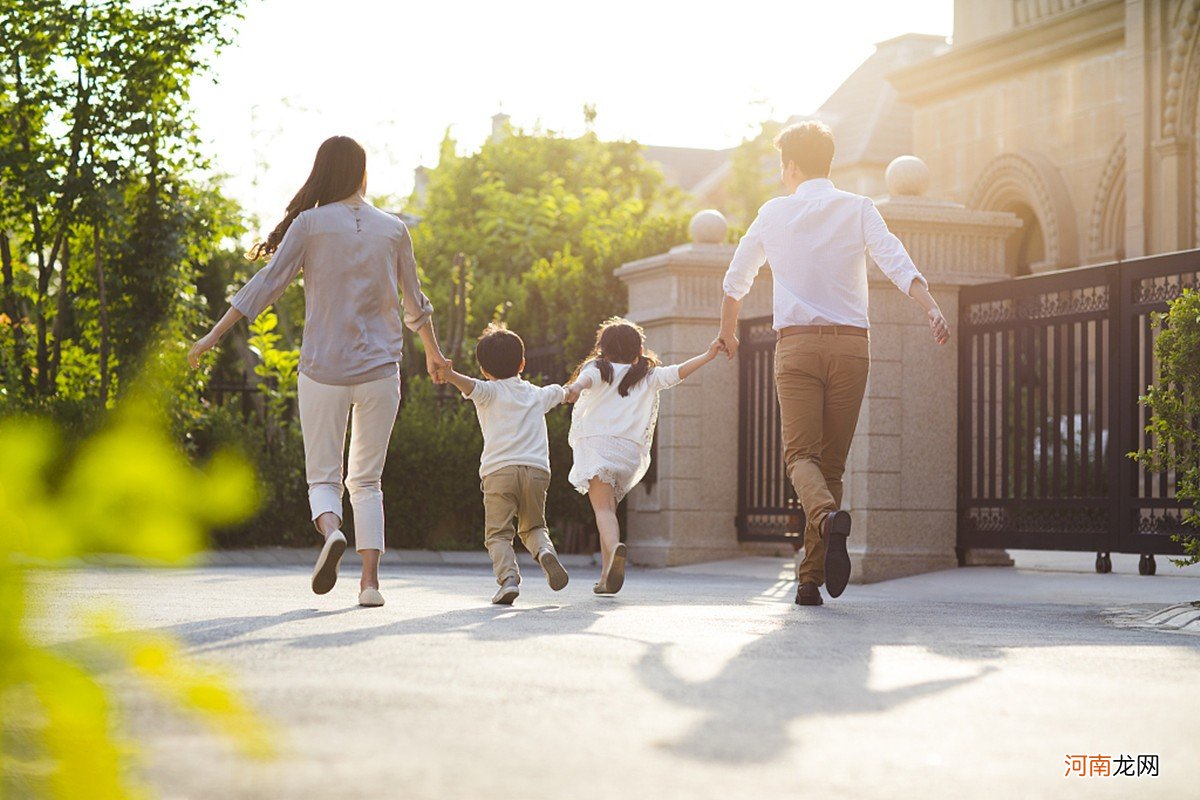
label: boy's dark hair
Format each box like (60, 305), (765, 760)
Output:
(773, 120), (835, 178)
(475, 323), (524, 379)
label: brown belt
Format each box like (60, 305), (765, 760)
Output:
(776, 324), (869, 340)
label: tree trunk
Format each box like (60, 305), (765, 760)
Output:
(51, 236), (72, 383)
(0, 232), (31, 392)
(94, 223), (109, 405)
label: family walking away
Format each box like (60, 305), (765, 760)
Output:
(188, 119), (949, 609)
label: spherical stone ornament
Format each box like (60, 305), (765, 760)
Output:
(689, 209), (728, 244)
(885, 155), (931, 197)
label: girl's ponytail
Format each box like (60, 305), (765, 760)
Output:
(568, 317), (660, 396)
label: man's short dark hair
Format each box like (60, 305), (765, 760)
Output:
(475, 323), (524, 379)
(774, 121), (835, 177)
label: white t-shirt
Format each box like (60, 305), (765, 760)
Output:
(463, 376), (566, 478)
(568, 361), (683, 447)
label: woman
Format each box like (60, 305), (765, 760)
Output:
(189, 135), (447, 607)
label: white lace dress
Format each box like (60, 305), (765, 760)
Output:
(568, 361), (683, 501)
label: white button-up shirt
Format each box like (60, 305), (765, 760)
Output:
(722, 178), (926, 329)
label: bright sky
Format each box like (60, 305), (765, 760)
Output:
(190, 0), (952, 229)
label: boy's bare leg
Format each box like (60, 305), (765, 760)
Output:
(588, 478), (620, 581)
(360, 549), (381, 591)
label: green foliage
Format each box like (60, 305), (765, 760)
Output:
(408, 127), (688, 374)
(727, 120), (784, 226)
(1133, 288), (1200, 566)
(247, 311), (299, 421)
(0, 375), (269, 800)
(0, 0), (245, 405)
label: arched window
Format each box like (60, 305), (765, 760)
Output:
(968, 152), (1078, 274)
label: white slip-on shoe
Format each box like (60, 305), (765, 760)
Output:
(311, 530), (347, 595)
(358, 587), (385, 607)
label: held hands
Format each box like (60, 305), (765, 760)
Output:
(714, 333), (738, 360)
(563, 382), (582, 403)
(427, 350), (450, 384)
(927, 308), (950, 346)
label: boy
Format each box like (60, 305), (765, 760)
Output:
(440, 323), (571, 604)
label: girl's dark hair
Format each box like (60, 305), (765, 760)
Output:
(247, 135), (367, 260)
(570, 317), (660, 397)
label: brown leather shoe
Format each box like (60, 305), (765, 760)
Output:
(823, 510), (852, 598)
(795, 582), (823, 606)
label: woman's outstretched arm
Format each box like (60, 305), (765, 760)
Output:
(188, 306), (244, 369)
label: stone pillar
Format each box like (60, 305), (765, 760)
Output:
(849, 156), (1022, 582)
(612, 211), (761, 566)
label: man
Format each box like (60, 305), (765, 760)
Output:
(717, 121), (949, 607)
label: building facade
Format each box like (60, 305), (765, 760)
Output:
(891, 0), (1200, 274)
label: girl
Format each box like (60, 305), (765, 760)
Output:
(189, 136), (448, 607)
(563, 318), (723, 594)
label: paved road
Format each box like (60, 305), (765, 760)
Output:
(27, 555), (1200, 800)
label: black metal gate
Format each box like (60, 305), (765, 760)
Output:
(736, 317), (803, 543)
(957, 250), (1197, 563)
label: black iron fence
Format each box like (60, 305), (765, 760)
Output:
(736, 317), (803, 544)
(958, 250), (1197, 566)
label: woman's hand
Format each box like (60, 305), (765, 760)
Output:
(188, 333), (217, 369)
(707, 338), (728, 360)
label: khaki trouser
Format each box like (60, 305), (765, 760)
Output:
(774, 332), (870, 585)
(481, 465), (555, 585)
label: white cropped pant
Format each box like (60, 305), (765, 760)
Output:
(297, 371), (401, 553)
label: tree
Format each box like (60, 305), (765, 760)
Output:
(1134, 288), (1200, 567)
(0, 0), (244, 405)
(407, 125), (688, 373)
(727, 120), (784, 226)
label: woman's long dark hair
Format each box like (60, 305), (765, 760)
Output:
(570, 317), (660, 397)
(247, 135), (367, 260)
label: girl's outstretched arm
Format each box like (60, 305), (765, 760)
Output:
(676, 339), (725, 380)
(563, 372), (595, 403)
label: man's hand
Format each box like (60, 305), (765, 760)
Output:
(427, 350), (450, 383)
(188, 333), (216, 369)
(716, 333), (739, 360)
(564, 383), (582, 403)
(927, 308), (950, 346)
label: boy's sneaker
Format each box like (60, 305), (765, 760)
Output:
(537, 549), (570, 591)
(311, 530), (347, 595)
(492, 578), (519, 605)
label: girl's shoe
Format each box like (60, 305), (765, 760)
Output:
(358, 587), (385, 607)
(606, 543), (627, 594)
(311, 530), (347, 595)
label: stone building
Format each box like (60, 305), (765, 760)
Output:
(894, 0), (1198, 273)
